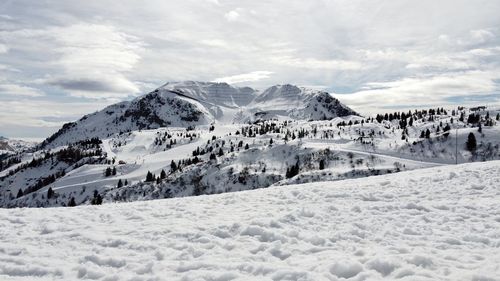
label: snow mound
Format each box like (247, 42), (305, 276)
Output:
(0, 161), (498, 280)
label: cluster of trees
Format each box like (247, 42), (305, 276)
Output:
(144, 154), (204, 184)
(116, 179), (128, 188)
(466, 113), (481, 124)
(0, 156), (21, 172)
(104, 166), (117, 177)
(374, 108), (449, 125)
(337, 120), (364, 127)
(90, 190), (103, 205)
(145, 171), (156, 182)
(56, 146), (102, 163)
(153, 131), (198, 149)
(418, 122), (451, 139)
(145, 169), (169, 184)
(17, 170), (67, 198)
(77, 137), (102, 148)
(239, 122), (281, 137)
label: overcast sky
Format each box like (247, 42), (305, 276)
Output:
(1, 0), (500, 138)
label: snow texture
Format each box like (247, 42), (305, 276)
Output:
(0, 161), (499, 280)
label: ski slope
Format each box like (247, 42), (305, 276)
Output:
(1, 161), (498, 280)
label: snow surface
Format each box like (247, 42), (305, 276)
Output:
(1, 161), (499, 280)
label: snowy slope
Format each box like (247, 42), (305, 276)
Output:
(0, 161), (499, 280)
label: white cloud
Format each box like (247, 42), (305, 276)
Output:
(0, 83), (45, 97)
(0, 44), (8, 54)
(272, 56), (364, 70)
(45, 74), (140, 99)
(1, 23), (144, 99)
(199, 39), (229, 48)
(0, 14), (13, 20)
(339, 70), (500, 114)
(0, 99), (111, 128)
(224, 10), (240, 22)
(213, 71), (273, 84)
(470, 29), (495, 44)
(205, 0), (220, 5)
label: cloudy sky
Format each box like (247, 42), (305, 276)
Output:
(1, 0), (500, 138)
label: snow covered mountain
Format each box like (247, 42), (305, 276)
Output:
(1, 161), (499, 280)
(0, 137), (37, 158)
(41, 82), (357, 148)
(1, 78), (499, 209)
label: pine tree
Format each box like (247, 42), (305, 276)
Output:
(466, 132), (477, 152)
(170, 160), (177, 172)
(145, 171), (154, 182)
(425, 129), (431, 139)
(245, 143), (249, 150)
(16, 188), (23, 198)
(104, 167), (112, 177)
(68, 197), (76, 207)
(112, 166), (117, 176)
(160, 169), (167, 179)
(443, 124), (451, 137)
(209, 153), (216, 160)
(117, 179), (123, 188)
(286, 161), (300, 178)
(319, 159), (325, 170)
(218, 148), (223, 157)
(90, 190), (102, 205)
(47, 187), (54, 199)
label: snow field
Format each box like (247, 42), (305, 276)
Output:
(0, 161), (499, 280)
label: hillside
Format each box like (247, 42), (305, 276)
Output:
(1, 104), (499, 208)
(0, 161), (498, 280)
